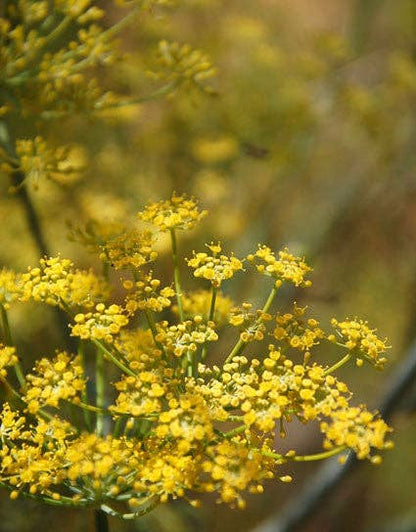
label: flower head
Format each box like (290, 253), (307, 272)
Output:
(187, 243), (243, 287)
(247, 245), (312, 288)
(329, 318), (389, 369)
(138, 193), (207, 232)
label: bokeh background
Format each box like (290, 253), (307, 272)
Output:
(1, 0), (416, 530)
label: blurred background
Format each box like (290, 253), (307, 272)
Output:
(1, 0), (416, 530)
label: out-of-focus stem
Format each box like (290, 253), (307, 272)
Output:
(170, 229), (184, 321)
(95, 508), (109, 532)
(144, 309), (167, 356)
(0, 303), (25, 388)
(208, 286), (217, 322)
(77, 341), (92, 431)
(200, 286), (217, 363)
(95, 349), (105, 437)
(261, 446), (347, 462)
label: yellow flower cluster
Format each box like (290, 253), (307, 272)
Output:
(110, 370), (168, 417)
(72, 303), (128, 342)
(187, 243), (243, 287)
(202, 437), (274, 509)
(247, 245), (312, 288)
(0, 409), (73, 497)
(0, 403), (27, 441)
(0, 269), (22, 309)
(155, 317), (218, 357)
(321, 407), (392, 460)
(179, 289), (235, 325)
(0, 0), (117, 120)
(274, 303), (325, 352)
(99, 230), (158, 270)
(21, 256), (109, 309)
(2, 137), (85, 190)
(0, 345), (18, 378)
(150, 40), (216, 95)
(131, 442), (199, 504)
(229, 303), (272, 343)
(329, 318), (389, 369)
(0, 196), (393, 515)
(138, 193), (207, 231)
(155, 394), (214, 449)
(24, 352), (86, 414)
(124, 274), (175, 314)
(115, 329), (163, 369)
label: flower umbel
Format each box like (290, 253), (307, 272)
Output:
(0, 197), (392, 519)
(138, 193), (207, 232)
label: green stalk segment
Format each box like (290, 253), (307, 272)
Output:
(170, 229), (184, 321)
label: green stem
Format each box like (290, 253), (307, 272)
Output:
(323, 353), (352, 375)
(222, 425), (247, 439)
(101, 7), (140, 40)
(78, 341), (92, 431)
(200, 286), (217, 362)
(0, 481), (90, 508)
(144, 309), (166, 356)
(186, 349), (194, 377)
(95, 349), (105, 437)
(92, 339), (136, 377)
(170, 229), (184, 321)
(262, 445), (347, 462)
(223, 285), (278, 366)
(113, 417), (125, 438)
(0, 303), (25, 388)
(261, 285), (278, 314)
(100, 496), (160, 519)
(75, 401), (104, 414)
(94, 82), (179, 109)
(208, 286), (217, 322)
(95, 508), (109, 532)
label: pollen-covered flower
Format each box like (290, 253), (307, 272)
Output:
(155, 317), (218, 357)
(138, 193), (207, 232)
(155, 394), (214, 448)
(65, 433), (139, 491)
(99, 230), (158, 270)
(229, 303), (272, 343)
(187, 243), (243, 287)
(21, 256), (109, 309)
(274, 303), (324, 352)
(124, 273), (175, 314)
(115, 328), (163, 370)
(178, 289), (235, 325)
(247, 245), (312, 288)
(110, 370), (169, 418)
(0, 269), (23, 309)
(321, 406), (393, 460)
(71, 303), (129, 343)
(202, 437), (274, 509)
(329, 318), (389, 369)
(24, 352), (86, 414)
(0, 345), (18, 378)
(0, 403), (27, 441)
